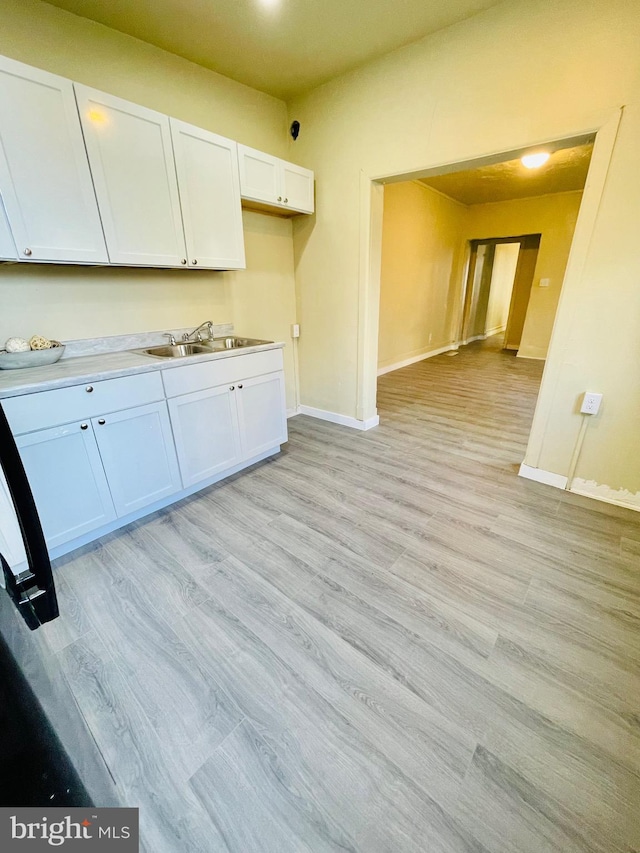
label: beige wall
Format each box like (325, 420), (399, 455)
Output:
(486, 243), (520, 337)
(377, 186), (581, 370)
(377, 182), (467, 371)
(466, 192), (583, 359)
(0, 0), (299, 409)
(289, 0), (640, 502)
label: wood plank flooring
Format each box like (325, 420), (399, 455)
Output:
(45, 337), (640, 852)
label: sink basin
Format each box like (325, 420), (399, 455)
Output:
(137, 337), (273, 360)
(204, 336), (272, 350)
(140, 343), (213, 359)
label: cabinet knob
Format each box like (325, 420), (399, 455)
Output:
(181, 258), (187, 265)
(85, 385), (94, 393)
(238, 384), (243, 389)
(229, 385), (235, 391)
(277, 196), (282, 202)
(284, 198), (288, 204)
(23, 248), (32, 256)
(98, 418), (106, 425)
(80, 423), (88, 430)
(191, 259), (198, 265)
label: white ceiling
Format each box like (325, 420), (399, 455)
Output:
(43, 0), (503, 100)
(418, 143), (594, 206)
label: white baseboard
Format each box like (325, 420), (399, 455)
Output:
(377, 344), (457, 376)
(485, 325), (506, 337)
(460, 334), (487, 345)
(298, 405), (380, 431)
(518, 463), (568, 490)
(287, 407), (300, 419)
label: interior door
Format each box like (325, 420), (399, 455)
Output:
(92, 402), (181, 517)
(504, 235), (541, 351)
(0, 56), (108, 263)
(171, 119), (246, 270)
(75, 84), (187, 267)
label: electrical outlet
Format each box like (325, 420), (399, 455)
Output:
(291, 323), (300, 338)
(580, 392), (603, 415)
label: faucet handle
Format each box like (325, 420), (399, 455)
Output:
(163, 332), (177, 346)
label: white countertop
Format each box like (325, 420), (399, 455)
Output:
(0, 341), (285, 399)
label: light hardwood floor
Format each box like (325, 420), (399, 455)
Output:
(45, 337), (640, 852)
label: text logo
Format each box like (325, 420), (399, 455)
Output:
(1, 808), (138, 850)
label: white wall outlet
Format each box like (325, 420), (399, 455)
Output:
(291, 323), (300, 338)
(580, 392), (603, 415)
(539, 278), (550, 287)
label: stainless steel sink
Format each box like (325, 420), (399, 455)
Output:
(204, 336), (272, 350)
(137, 337), (272, 359)
(139, 343), (213, 359)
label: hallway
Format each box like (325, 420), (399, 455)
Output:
(45, 338), (640, 852)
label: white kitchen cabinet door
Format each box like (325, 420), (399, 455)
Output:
(281, 160), (314, 214)
(92, 401), (181, 517)
(0, 56), (108, 264)
(16, 423), (116, 550)
(237, 144), (280, 206)
(171, 119), (245, 270)
(236, 372), (287, 459)
(74, 84), (187, 267)
(0, 195), (17, 260)
(168, 385), (242, 487)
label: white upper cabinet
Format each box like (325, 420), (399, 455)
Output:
(74, 84), (187, 267)
(281, 160), (315, 214)
(238, 145), (280, 207)
(0, 196), (17, 260)
(170, 119), (245, 270)
(238, 144), (314, 215)
(0, 56), (108, 263)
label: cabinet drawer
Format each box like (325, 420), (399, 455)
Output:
(162, 349), (283, 398)
(3, 371), (165, 435)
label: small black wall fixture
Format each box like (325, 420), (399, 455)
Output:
(290, 120), (300, 141)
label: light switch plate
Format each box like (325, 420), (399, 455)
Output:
(539, 278), (550, 287)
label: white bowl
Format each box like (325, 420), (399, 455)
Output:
(0, 342), (65, 370)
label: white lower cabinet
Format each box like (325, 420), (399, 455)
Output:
(16, 422), (116, 550)
(13, 399), (180, 550)
(235, 372), (288, 458)
(166, 360), (287, 488)
(92, 401), (181, 516)
(168, 385), (242, 488)
(6, 348), (287, 555)
(169, 371), (286, 488)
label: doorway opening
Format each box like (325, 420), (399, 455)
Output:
(375, 135), (594, 394)
(460, 234), (541, 354)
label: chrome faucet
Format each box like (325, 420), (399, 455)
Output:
(182, 320), (214, 342)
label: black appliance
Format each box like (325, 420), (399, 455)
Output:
(0, 401), (117, 807)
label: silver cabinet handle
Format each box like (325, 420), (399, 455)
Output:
(229, 386), (235, 391)
(80, 423), (88, 430)
(98, 418), (105, 425)
(277, 196), (282, 202)
(181, 258), (187, 265)
(191, 259), (198, 265)
(23, 248), (32, 256)
(238, 384), (243, 389)
(284, 198), (288, 203)
(85, 385), (94, 393)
